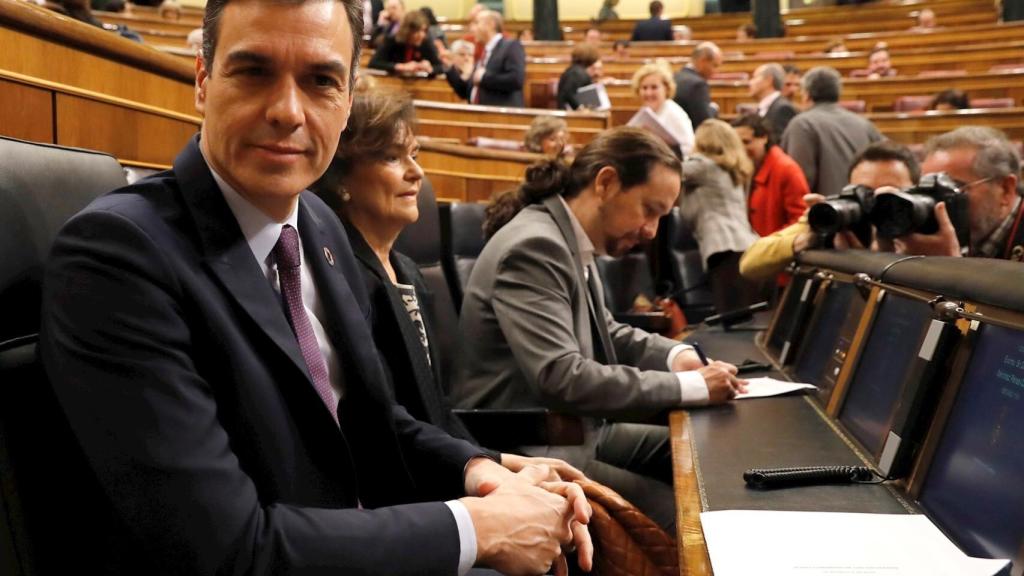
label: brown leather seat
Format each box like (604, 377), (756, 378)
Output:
(578, 478), (678, 576)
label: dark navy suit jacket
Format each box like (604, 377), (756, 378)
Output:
(445, 37), (526, 107)
(630, 17), (673, 41)
(40, 136), (484, 575)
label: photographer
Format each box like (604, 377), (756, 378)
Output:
(896, 127), (1023, 260)
(739, 141), (917, 280)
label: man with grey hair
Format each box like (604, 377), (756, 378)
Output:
(444, 9), (526, 107)
(781, 66), (882, 197)
(673, 41), (723, 128)
(748, 63), (798, 140)
(897, 126), (1024, 259)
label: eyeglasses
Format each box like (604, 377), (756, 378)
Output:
(952, 176), (995, 192)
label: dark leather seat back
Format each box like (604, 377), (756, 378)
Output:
(0, 137), (129, 575)
(659, 207), (715, 323)
(596, 249), (655, 315)
(441, 201), (487, 309)
(395, 177), (460, 388)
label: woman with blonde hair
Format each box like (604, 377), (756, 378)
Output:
(679, 119), (763, 313)
(630, 61), (694, 155)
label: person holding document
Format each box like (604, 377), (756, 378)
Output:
(630, 62), (695, 155)
(557, 44), (605, 110)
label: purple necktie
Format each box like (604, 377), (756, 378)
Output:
(273, 225), (338, 424)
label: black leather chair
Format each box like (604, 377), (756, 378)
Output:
(0, 137), (129, 575)
(395, 178), (582, 448)
(658, 207), (715, 323)
(440, 201), (487, 309)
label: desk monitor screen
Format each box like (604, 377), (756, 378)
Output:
(792, 281), (856, 389)
(838, 294), (933, 456)
(766, 274), (811, 357)
(919, 322), (1024, 563)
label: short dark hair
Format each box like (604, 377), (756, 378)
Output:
(313, 88), (417, 210)
(570, 44), (600, 67)
(731, 113), (777, 149)
(848, 140), (921, 183)
(484, 126), (680, 238)
(203, 0), (364, 86)
(930, 89), (970, 110)
(802, 66), (841, 103)
(649, 0), (663, 16)
(395, 10), (427, 44)
(783, 63), (801, 76)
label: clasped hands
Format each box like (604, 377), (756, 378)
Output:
(462, 455), (593, 575)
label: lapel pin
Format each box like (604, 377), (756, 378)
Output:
(323, 246), (335, 266)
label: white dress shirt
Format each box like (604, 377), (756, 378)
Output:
(757, 91), (782, 117)
(470, 33), (502, 103)
(560, 197), (709, 404)
(206, 160), (477, 575)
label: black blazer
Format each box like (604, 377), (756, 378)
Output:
(445, 36), (526, 107)
(764, 96), (799, 142)
(556, 64), (593, 110)
(344, 224), (497, 452)
(39, 136), (484, 575)
(673, 66), (714, 128)
(368, 34), (443, 76)
(630, 17), (673, 41)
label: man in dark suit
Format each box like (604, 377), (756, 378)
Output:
(672, 41), (722, 128)
(630, 0), (672, 41)
(444, 10), (525, 107)
(749, 63), (799, 141)
(39, 0), (590, 574)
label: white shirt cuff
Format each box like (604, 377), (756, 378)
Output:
(666, 343), (694, 371)
(444, 500), (477, 575)
(676, 370), (710, 405)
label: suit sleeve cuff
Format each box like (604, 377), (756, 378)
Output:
(666, 343), (694, 371)
(675, 370), (709, 405)
(445, 500), (477, 575)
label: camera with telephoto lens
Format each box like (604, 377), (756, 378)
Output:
(807, 184), (876, 247)
(870, 172), (971, 249)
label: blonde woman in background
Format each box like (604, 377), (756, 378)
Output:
(631, 61), (694, 155)
(679, 119), (764, 313)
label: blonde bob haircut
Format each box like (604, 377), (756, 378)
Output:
(630, 61), (676, 100)
(694, 119), (753, 187)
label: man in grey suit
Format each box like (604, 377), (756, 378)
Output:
(781, 66), (883, 197)
(672, 42), (722, 129)
(453, 128), (744, 530)
(749, 63), (799, 141)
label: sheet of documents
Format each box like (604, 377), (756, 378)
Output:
(626, 107), (681, 147)
(735, 376), (816, 400)
(701, 510), (1010, 576)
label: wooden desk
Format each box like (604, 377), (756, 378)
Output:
(670, 326), (916, 576)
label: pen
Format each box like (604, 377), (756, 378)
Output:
(692, 342), (710, 366)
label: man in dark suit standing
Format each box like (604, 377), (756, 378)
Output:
(749, 63), (799, 141)
(630, 1), (673, 41)
(672, 41), (722, 129)
(444, 10), (525, 107)
(39, 0), (590, 574)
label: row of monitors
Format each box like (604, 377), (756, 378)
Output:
(762, 270), (1023, 569)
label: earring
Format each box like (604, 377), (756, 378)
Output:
(340, 187), (351, 202)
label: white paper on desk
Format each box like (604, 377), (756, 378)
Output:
(626, 107), (680, 147)
(734, 376), (816, 399)
(700, 510), (1010, 576)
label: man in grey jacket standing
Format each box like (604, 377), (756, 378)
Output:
(781, 66), (883, 197)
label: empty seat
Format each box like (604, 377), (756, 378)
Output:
(916, 69), (967, 78)
(893, 95), (932, 112)
(658, 208), (715, 323)
(989, 63), (1024, 74)
(754, 50), (795, 59)
(1, 137), (129, 575)
(838, 99), (867, 113)
(712, 71), (749, 81)
(735, 102), (758, 116)
(596, 247), (656, 316)
(440, 201), (487, 308)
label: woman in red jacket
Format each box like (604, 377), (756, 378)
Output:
(732, 114), (808, 237)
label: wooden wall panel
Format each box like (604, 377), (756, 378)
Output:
(0, 27), (195, 115)
(55, 94), (198, 166)
(0, 77), (53, 143)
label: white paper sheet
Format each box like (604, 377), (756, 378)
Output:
(626, 106), (681, 147)
(700, 510), (1010, 576)
(735, 376), (816, 399)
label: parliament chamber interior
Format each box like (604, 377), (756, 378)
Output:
(1, 0), (1023, 573)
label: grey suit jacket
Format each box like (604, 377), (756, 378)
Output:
(780, 102), (883, 197)
(680, 154), (760, 268)
(452, 195), (682, 422)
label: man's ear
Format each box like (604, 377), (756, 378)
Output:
(594, 165), (621, 200)
(1000, 174), (1019, 209)
(195, 55), (209, 115)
